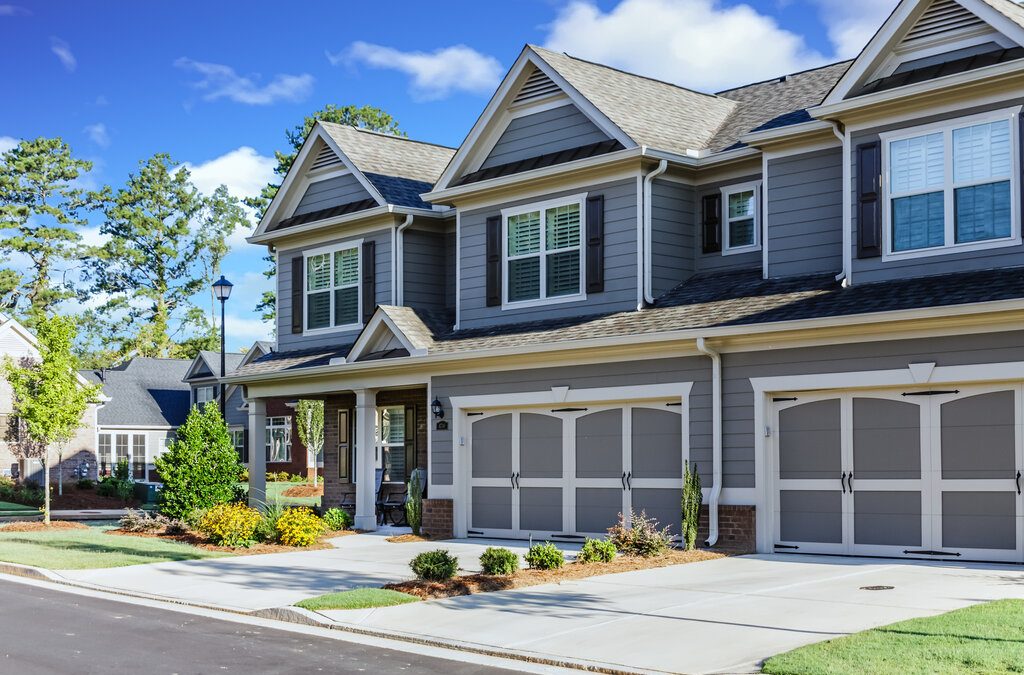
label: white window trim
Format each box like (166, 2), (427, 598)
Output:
(265, 416), (291, 463)
(500, 193), (587, 310)
(720, 181), (762, 255)
(302, 239), (364, 336)
(880, 106), (1022, 262)
(195, 385), (215, 405)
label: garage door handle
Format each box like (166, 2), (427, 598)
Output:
(510, 472), (515, 489)
(515, 472), (520, 489)
(626, 472), (632, 490)
(621, 472), (626, 490)
(840, 471), (846, 494)
(847, 472), (853, 493)
(1017, 470), (1021, 495)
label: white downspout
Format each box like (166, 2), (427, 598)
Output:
(394, 214), (413, 306)
(696, 336), (722, 548)
(642, 159), (669, 305)
(831, 121), (852, 287)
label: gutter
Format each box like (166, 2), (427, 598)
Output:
(695, 337), (722, 548)
(642, 159), (669, 306)
(393, 214), (414, 305)
(831, 121), (852, 287)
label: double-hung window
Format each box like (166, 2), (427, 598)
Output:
(195, 385), (215, 406)
(304, 242), (361, 332)
(883, 109), (1019, 258)
(720, 182), (761, 254)
(502, 195), (585, 307)
(377, 406), (406, 482)
(266, 417), (291, 463)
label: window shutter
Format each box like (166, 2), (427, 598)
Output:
(362, 241), (376, 323)
(404, 404), (417, 485)
(290, 256), (304, 334)
(585, 194), (604, 293)
(702, 194), (722, 253)
(485, 215), (502, 307)
(856, 141), (882, 259)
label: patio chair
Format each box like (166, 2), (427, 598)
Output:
(380, 468), (427, 526)
(338, 468), (384, 519)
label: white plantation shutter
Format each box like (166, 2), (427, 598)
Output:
(508, 211), (541, 256)
(508, 258), (541, 301)
(307, 253), (331, 291)
(546, 251), (580, 297)
(545, 204), (580, 250)
(727, 190), (755, 219)
(334, 248), (360, 285)
(890, 132), (944, 194)
(953, 120), (1011, 183)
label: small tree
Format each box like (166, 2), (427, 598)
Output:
(155, 403), (240, 520)
(295, 399), (323, 487)
(406, 470), (424, 536)
(2, 315), (101, 523)
(681, 461), (702, 551)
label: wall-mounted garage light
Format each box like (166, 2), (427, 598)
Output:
(431, 397), (445, 420)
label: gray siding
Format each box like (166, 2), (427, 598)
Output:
(851, 98), (1024, 284)
(696, 173), (763, 273)
(445, 231), (456, 312)
(403, 227), (449, 312)
(479, 104), (609, 170)
(293, 174), (373, 217)
(277, 229), (393, 352)
(223, 386), (248, 428)
(767, 148), (843, 278)
(459, 178), (638, 329)
(650, 179), (696, 296)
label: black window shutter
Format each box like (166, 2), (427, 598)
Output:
(485, 215), (501, 307)
(856, 141), (882, 259)
(702, 194), (722, 254)
(362, 241), (376, 322)
(290, 255), (304, 334)
(585, 194), (604, 293)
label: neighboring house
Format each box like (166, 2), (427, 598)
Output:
(228, 0), (1024, 564)
(183, 343), (321, 479)
(0, 313), (102, 483)
(82, 357), (192, 481)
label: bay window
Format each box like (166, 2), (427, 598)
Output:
(883, 109), (1019, 258)
(720, 182), (761, 254)
(503, 195), (585, 307)
(305, 242), (360, 332)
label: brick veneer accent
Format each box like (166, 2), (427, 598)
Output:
(698, 505), (755, 552)
(422, 498), (453, 539)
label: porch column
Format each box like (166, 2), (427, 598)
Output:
(247, 398), (267, 507)
(354, 388), (378, 530)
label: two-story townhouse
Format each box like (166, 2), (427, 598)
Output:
(229, 0), (1024, 563)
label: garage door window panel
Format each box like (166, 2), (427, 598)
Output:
(940, 391), (1015, 480)
(471, 414), (513, 479)
(630, 408), (683, 479)
(853, 397), (921, 480)
(576, 410), (622, 479)
(519, 413), (562, 479)
(778, 399), (841, 480)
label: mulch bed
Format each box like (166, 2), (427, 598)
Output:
(385, 549), (727, 600)
(385, 533), (434, 543)
(281, 484), (324, 498)
(0, 521), (89, 532)
(106, 527), (356, 555)
(50, 487), (139, 510)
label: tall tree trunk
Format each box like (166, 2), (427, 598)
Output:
(43, 457), (50, 525)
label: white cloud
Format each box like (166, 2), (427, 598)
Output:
(0, 136), (17, 154)
(0, 5), (29, 16)
(50, 36), (76, 72)
(222, 312), (273, 349)
(174, 58), (313, 105)
(94, 95), (109, 106)
(543, 0), (827, 91)
(84, 122), (110, 148)
(183, 146), (277, 247)
(809, 0), (898, 58)
(339, 42), (504, 100)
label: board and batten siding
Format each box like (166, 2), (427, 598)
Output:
(292, 173), (373, 217)
(851, 98), (1024, 284)
(766, 148), (843, 278)
(650, 179), (696, 296)
(458, 178), (638, 329)
(402, 227), (452, 312)
(479, 103), (609, 170)
(696, 173), (763, 273)
(277, 229), (392, 352)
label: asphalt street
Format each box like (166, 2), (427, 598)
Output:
(0, 579), (522, 674)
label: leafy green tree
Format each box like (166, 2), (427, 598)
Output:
(195, 185), (247, 330)
(296, 400), (324, 487)
(155, 403), (240, 521)
(244, 105), (404, 325)
(2, 315), (101, 523)
(0, 138), (97, 329)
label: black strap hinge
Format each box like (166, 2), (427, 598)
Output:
(903, 549), (961, 556)
(901, 390), (959, 397)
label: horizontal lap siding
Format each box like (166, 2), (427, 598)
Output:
(459, 178), (638, 328)
(767, 148), (843, 277)
(403, 228), (449, 312)
(277, 229), (392, 351)
(650, 179), (696, 296)
(479, 104), (609, 170)
(293, 174), (373, 216)
(696, 173), (763, 273)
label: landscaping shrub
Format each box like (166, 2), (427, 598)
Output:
(410, 549), (459, 581)
(322, 507), (353, 531)
(275, 507), (326, 547)
(406, 470), (424, 536)
(164, 519), (189, 536)
(479, 547), (519, 575)
(155, 404), (241, 520)
(238, 467), (249, 483)
(0, 475), (14, 489)
(525, 542), (564, 570)
(681, 460), (702, 551)
(0, 479), (44, 507)
(608, 510), (672, 557)
(278, 471), (292, 482)
(97, 475), (133, 502)
(197, 502), (261, 547)
(76, 478), (95, 490)
(119, 509), (169, 533)
(254, 499), (285, 543)
(289, 473), (305, 483)
(577, 538), (617, 564)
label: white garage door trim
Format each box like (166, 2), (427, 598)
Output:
(450, 382), (692, 539)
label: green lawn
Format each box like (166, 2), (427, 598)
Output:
(0, 500), (39, 516)
(0, 523), (229, 570)
(294, 588), (420, 611)
(240, 481), (320, 508)
(762, 599), (1024, 675)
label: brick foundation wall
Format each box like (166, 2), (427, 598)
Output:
(422, 498), (453, 539)
(698, 505), (755, 552)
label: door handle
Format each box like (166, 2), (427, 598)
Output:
(1017, 470), (1021, 496)
(515, 472), (520, 489)
(840, 471), (846, 494)
(621, 472), (626, 490)
(847, 472), (854, 494)
(510, 472), (515, 489)
(626, 472), (632, 490)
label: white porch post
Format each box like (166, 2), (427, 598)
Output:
(247, 398), (267, 507)
(354, 388), (378, 531)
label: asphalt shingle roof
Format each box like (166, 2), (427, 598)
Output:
(852, 46), (1024, 97)
(86, 357), (193, 427)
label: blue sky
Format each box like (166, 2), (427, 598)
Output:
(0, 0), (896, 350)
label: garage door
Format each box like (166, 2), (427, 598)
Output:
(772, 384), (1024, 562)
(468, 404), (684, 540)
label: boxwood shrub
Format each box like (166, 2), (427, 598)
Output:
(410, 549), (459, 581)
(525, 541), (564, 570)
(479, 547), (519, 575)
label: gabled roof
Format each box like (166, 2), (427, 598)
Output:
(183, 350), (245, 383)
(85, 357), (192, 428)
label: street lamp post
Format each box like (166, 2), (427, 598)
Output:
(212, 275), (233, 418)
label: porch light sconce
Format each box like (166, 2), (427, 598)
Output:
(431, 397), (445, 420)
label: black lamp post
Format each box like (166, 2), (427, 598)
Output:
(212, 275), (233, 417)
